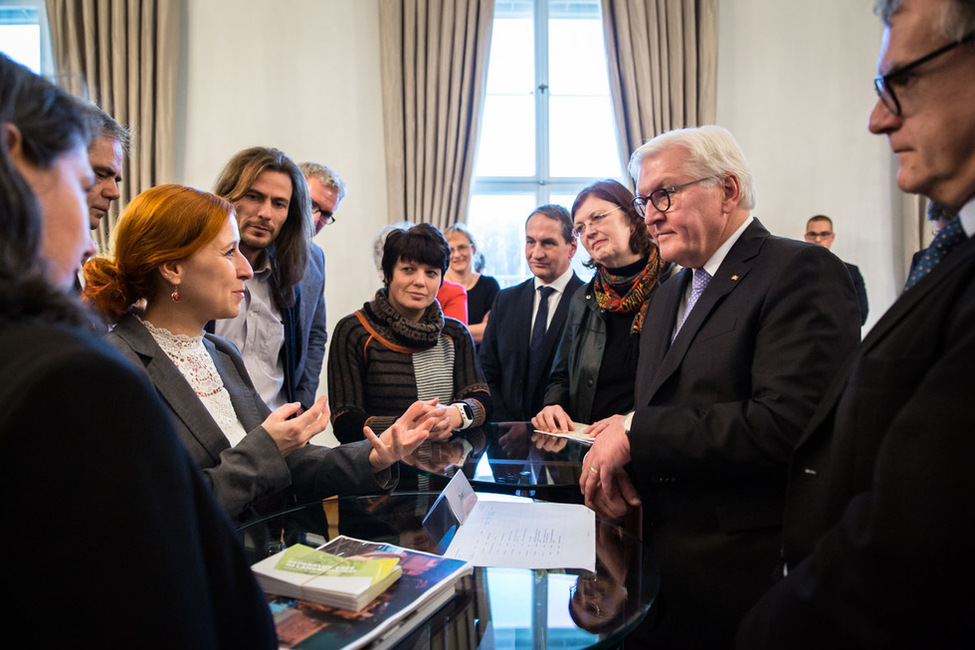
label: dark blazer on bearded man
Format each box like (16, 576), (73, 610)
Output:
(625, 218), (861, 649)
(107, 314), (389, 521)
(479, 272), (584, 421)
(737, 231), (975, 648)
(293, 240), (328, 409)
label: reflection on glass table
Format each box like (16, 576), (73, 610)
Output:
(400, 421), (590, 501)
(236, 492), (658, 650)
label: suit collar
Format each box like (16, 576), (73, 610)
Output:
(112, 315), (239, 462)
(641, 219), (769, 402)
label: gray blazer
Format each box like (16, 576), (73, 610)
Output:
(107, 314), (388, 519)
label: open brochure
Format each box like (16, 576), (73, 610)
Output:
(251, 543), (401, 612)
(257, 535), (472, 650)
(423, 472), (596, 571)
(533, 421), (594, 445)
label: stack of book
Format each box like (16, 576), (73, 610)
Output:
(251, 543), (402, 612)
(251, 535), (472, 650)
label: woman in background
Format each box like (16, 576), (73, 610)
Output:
(533, 179), (667, 432)
(444, 222), (500, 344)
(0, 52), (276, 647)
(329, 223), (491, 444)
(85, 184), (441, 520)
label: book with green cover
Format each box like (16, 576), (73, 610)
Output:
(261, 535), (473, 650)
(252, 543), (402, 611)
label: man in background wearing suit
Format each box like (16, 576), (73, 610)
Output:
(739, 0), (975, 646)
(580, 125), (860, 649)
(804, 214), (869, 324)
(296, 161), (347, 390)
(76, 103), (128, 273)
(479, 205), (583, 421)
(212, 147), (322, 412)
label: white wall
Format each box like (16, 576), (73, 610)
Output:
(174, 0), (899, 444)
(716, 0), (896, 331)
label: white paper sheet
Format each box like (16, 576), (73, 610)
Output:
(436, 474), (596, 571)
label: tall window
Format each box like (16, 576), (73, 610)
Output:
(0, 1), (52, 75)
(468, 0), (624, 287)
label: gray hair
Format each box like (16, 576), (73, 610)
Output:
(81, 102), (131, 154)
(373, 221), (412, 278)
(875, 0), (975, 40)
(628, 124), (757, 211)
(299, 161), (348, 201)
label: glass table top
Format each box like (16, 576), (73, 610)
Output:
(237, 492), (658, 650)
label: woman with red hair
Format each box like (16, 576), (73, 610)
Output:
(85, 184), (443, 520)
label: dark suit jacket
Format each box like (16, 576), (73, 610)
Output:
(479, 273), (584, 421)
(737, 234), (975, 648)
(1, 320), (275, 648)
(627, 219), (861, 648)
(294, 241), (328, 408)
(108, 314), (387, 520)
(844, 261), (869, 325)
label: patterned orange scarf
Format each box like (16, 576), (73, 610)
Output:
(591, 248), (665, 334)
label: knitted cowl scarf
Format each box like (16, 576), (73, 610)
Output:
(362, 288), (444, 349)
(591, 246), (666, 334)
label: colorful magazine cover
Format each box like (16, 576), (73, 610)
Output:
(267, 535), (472, 650)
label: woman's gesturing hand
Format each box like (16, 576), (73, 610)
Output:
(263, 395), (330, 457)
(366, 399), (450, 471)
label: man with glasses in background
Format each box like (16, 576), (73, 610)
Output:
(804, 214), (869, 324)
(579, 125), (860, 649)
(293, 162), (347, 400)
(739, 1), (975, 646)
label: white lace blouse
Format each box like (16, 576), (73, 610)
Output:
(138, 316), (249, 447)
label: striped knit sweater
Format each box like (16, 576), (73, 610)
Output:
(327, 291), (491, 444)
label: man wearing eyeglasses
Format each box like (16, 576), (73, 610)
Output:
(739, 1), (975, 647)
(579, 125), (860, 649)
(804, 214), (869, 325)
(291, 161), (347, 408)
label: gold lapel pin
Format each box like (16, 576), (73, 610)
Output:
(731, 274), (739, 281)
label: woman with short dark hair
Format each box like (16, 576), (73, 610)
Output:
(329, 222), (492, 444)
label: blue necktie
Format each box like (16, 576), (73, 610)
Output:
(528, 286), (555, 385)
(673, 268), (711, 341)
(904, 217), (967, 291)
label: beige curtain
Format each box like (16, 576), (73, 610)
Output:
(45, 0), (180, 251)
(601, 0), (718, 175)
(379, 0), (494, 230)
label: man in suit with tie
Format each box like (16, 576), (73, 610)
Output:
(579, 125), (860, 648)
(479, 205), (583, 421)
(738, 0), (975, 646)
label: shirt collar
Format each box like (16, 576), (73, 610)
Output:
(534, 266), (575, 294)
(700, 215), (753, 276)
(958, 197), (975, 237)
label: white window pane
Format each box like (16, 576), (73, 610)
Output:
(485, 16), (535, 94)
(549, 16), (608, 96)
(475, 94), (536, 177)
(549, 95), (622, 178)
(468, 193), (537, 287)
(0, 24), (41, 73)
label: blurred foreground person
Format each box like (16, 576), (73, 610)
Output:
(0, 52), (275, 648)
